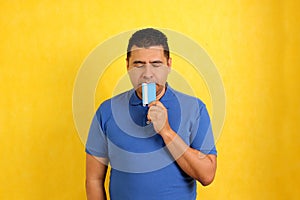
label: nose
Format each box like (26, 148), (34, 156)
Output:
(142, 64), (153, 80)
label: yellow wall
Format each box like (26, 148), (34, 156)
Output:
(1, 1), (299, 199)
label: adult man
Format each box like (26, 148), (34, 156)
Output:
(86, 28), (217, 200)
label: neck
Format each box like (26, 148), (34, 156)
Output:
(156, 86), (166, 100)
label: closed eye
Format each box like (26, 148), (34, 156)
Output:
(150, 61), (163, 67)
(133, 61), (146, 68)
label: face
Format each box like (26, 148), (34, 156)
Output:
(126, 45), (172, 99)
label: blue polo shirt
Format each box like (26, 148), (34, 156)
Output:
(86, 86), (217, 200)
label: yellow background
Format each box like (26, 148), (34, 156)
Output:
(1, 0), (299, 199)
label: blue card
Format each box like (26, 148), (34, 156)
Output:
(142, 83), (156, 106)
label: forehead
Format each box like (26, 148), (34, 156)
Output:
(129, 45), (165, 61)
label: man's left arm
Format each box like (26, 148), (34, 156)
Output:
(148, 101), (217, 186)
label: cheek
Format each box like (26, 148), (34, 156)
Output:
(128, 72), (144, 90)
(156, 69), (169, 82)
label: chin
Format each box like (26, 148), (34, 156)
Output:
(156, 84), (165, 95)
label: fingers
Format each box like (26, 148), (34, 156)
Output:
(148, 101), (157, 108)
(147, 100), (168, 133)
(148, 100), (164, 109)
(147, 101), (164, 122)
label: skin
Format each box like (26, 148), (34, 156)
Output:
(86, 45), (217, 200)
(126, 45), (172, 100)
(86, 156), (108, 200)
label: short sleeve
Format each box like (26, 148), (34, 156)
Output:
(190, 102), (217, 155)
(85, 112), (108, 158)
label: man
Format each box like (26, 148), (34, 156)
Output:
(85, 28), (217, 200)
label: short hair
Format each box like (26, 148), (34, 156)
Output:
(126, 28), (170, 60)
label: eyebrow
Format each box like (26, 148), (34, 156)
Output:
(132, 60), (163, 64)
(150, 60), (163, 64)
(133, 60), (146, 64)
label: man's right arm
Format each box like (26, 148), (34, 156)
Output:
(86, 154), (108, 200)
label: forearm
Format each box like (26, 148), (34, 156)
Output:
(86, 179), (107, 200)
(86, 154), (108, 200)
(160, 128), (217, 186)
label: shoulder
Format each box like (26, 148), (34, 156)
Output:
(96, 90), (133, 116)
(167, 87), (210, 122)
(169, 87), (206, 109)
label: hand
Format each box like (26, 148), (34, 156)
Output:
(147, 101), (170, 134)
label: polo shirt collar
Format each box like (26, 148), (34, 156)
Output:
(129, 90), (142, 106)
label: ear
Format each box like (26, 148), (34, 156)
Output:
(126, 58), (129, 70)
(167, 57), (172, 72)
